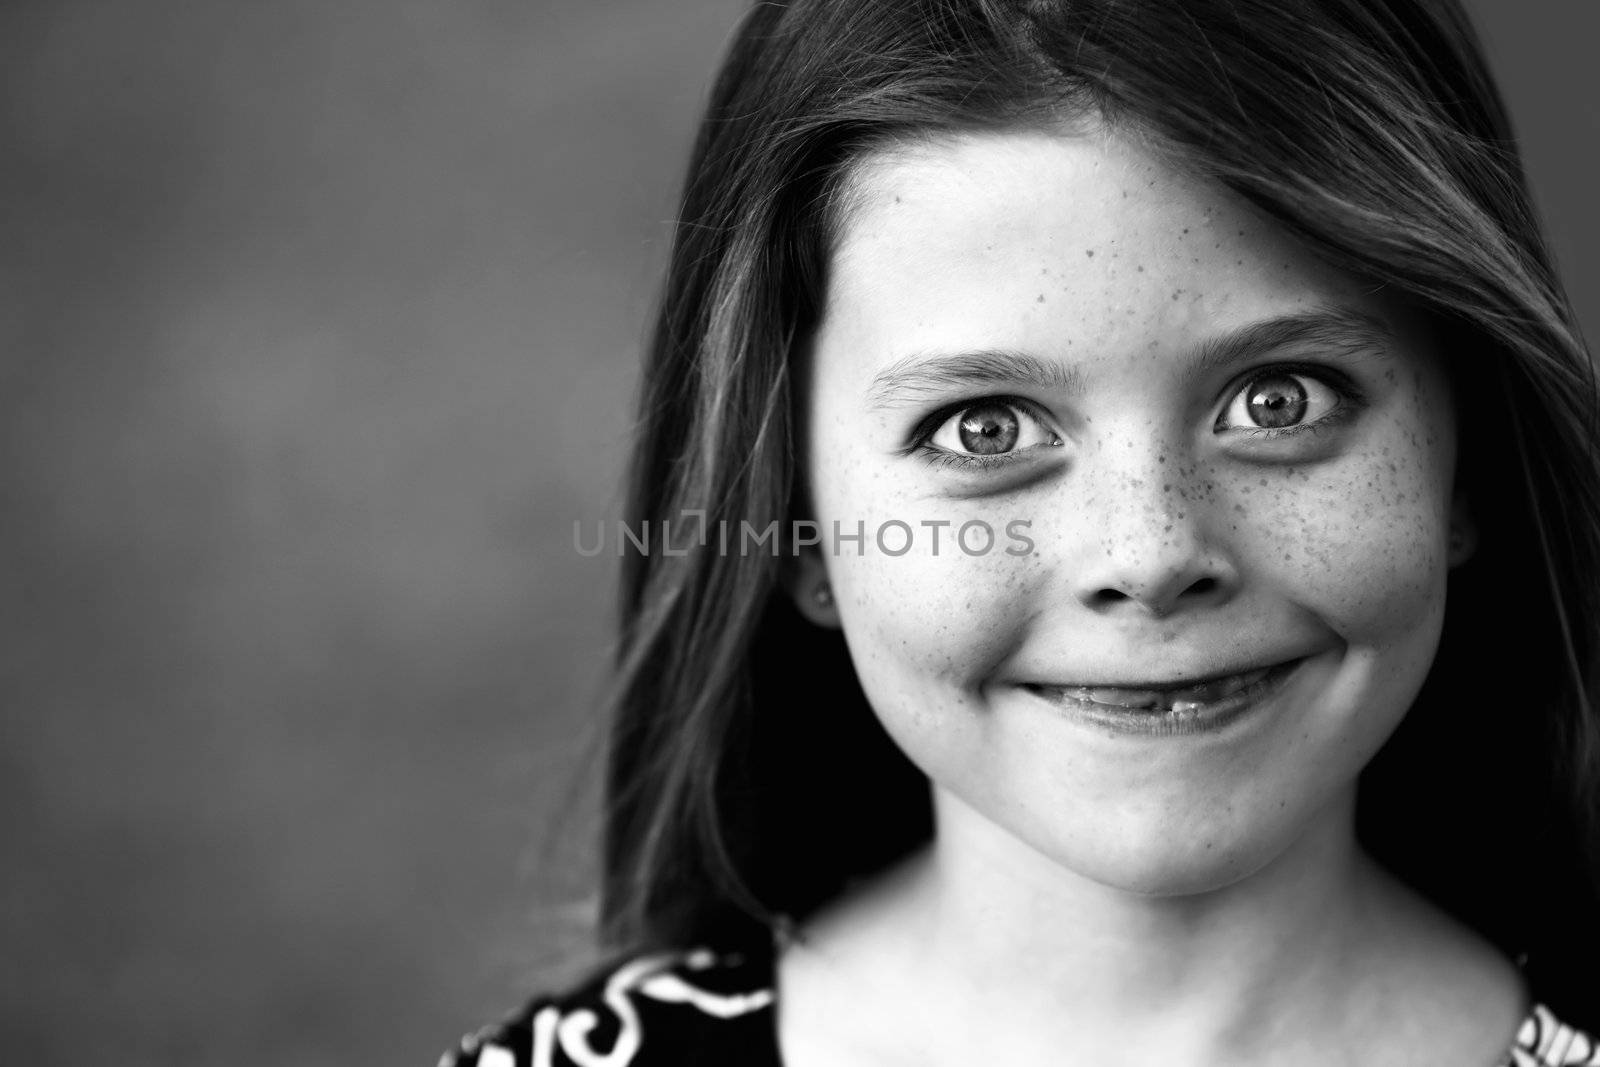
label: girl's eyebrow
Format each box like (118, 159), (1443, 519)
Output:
(1191, 306), (1398, 375)
(867, 350), (1084, 410)
(866, 307), (1395, 409)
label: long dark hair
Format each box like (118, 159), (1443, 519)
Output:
(601, 0), (1600, 1020)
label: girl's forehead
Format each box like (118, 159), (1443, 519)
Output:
(834, 128), (1319, 284)
(818, 128), (1388, 374)
(837, 125), (1157, 230)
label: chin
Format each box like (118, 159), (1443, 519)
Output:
(1095, 845), (1270, 899)
(1037, 809), (1303, 900)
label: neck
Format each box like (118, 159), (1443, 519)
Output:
(893, 785), (1386, 1058)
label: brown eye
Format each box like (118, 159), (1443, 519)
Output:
(1217, 370), (1341, 434)
(957, 402), (1020, 454)
(1244, 373), (1308, 428)
(925, 398), (1060, 462)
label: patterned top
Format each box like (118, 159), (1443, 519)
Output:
(440, 948), (1599, 1067)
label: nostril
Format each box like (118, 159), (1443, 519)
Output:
(1085, 573), (1225, 614)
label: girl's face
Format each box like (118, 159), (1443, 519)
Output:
(801, 128), (1461, 894)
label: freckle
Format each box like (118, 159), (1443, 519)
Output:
(1086, 249), (1095, 258)
(1182, 228), (1189, 235)
(1037, 293), (1045, 303)
(1136, 264), (1144, 272)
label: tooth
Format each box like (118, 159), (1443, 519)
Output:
(1084, 687), (1164, 709)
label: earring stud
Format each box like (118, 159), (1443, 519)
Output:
(814, 582), (833, 608)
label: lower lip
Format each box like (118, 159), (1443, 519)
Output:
(1022, 659), (1304, 737)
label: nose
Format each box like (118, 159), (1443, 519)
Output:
(1066, 446), (1239, 619)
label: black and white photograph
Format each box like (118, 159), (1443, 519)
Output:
(4, 2), (1599, 1064)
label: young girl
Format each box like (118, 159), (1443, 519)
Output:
(446, 0), (1600, 1062)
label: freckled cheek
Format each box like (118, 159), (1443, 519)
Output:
(823, 511), (1044, 693)
(1233, 454), (1450, 638)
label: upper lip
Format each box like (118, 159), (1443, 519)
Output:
(1021, 655), (1306, 691)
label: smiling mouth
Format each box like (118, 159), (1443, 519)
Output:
(1022, 658), (1305, 732)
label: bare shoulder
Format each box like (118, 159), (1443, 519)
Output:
(1354, 871), (1530, 1066)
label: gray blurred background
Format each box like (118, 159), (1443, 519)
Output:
(0, 2), (1593, 1063)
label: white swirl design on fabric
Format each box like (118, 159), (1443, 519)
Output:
(637, 948), (776, 1018)
(1514, 1004), (1600, 1066)
(530, 1006), (560, 1067)
(549, 954), (672, 1067)
(475, 1045), (515, 1067)
(521, 951), (773, 1067)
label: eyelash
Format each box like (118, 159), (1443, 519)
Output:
(918, 447), (1025, 472)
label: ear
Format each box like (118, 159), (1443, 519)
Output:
(1447, 493), (1477, 568)
(785, 546), (841, 628)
